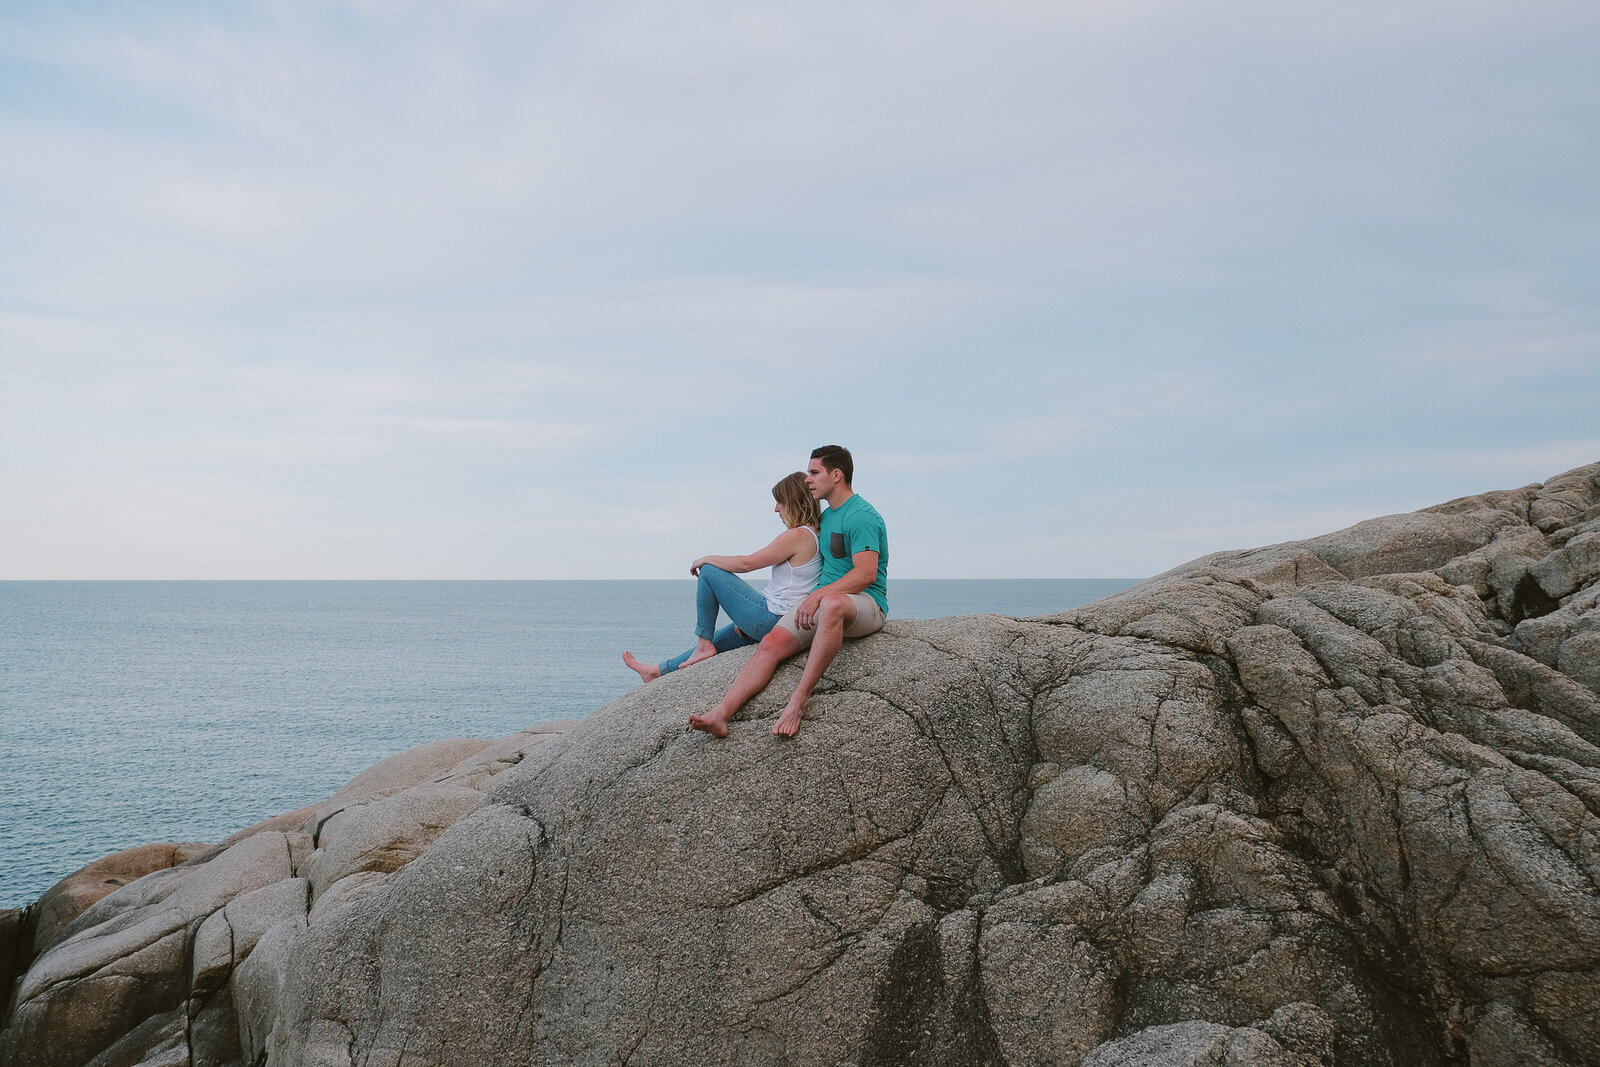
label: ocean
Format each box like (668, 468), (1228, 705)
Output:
(0, 578), (1136, 908)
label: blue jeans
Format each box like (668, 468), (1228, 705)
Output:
(659, 565), (780, 674)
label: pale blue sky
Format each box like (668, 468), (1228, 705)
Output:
(2, 1), (1597, 579)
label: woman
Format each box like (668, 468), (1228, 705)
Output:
(623, 472), (822, 682)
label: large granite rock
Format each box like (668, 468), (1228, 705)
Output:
(3, 462), (1599, 1066)
(0, 726), (575, 1067)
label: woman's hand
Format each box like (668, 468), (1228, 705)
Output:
(690, 556), (710, 576)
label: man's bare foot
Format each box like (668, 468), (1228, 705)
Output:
(772, 701), (806, 737)
(622, 652), (660, 683)
(683, 637), (719, 667)
(688, 710), (730, 738)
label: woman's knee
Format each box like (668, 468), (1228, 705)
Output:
(697, 564), (732, 597)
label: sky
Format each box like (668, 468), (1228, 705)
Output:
(2, 1), (1597, 580)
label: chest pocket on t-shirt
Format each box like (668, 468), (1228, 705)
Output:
(830, 532), (848, 559)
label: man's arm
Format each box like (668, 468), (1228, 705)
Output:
(794, 550), (877, 629)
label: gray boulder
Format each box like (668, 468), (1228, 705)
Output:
(0, 725), (574, 1067)
(4, 462), (1599, 1066)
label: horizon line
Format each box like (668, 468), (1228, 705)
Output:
(0, 575), (1148, 583)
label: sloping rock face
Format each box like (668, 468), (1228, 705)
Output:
(4, 462), (1599, 1066)
(0, 729), (575, 1067)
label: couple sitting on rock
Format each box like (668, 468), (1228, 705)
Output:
(622, 444), (889, 738)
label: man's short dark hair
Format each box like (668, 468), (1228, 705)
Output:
(810, 444), (853, 486)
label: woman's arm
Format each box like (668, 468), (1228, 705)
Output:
(691, 527), (811, 576)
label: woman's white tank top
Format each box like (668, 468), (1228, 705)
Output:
(764, 527), (822, 614)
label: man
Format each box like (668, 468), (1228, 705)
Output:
(689, 445), (888, 738)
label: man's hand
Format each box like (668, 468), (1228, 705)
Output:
(795, 590), (825, 630)
(795, 551), (877, 629)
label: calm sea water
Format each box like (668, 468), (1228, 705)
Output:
(0, 579), (1135, 908)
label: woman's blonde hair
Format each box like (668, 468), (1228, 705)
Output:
(773, 472), (821, 529)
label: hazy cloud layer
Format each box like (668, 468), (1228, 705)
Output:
(2, 1), (1597, 578)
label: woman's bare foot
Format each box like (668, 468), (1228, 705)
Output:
(622, 651), (660, 683)
(688, 710), (730, 738)
(772, 701), (806, 737)
(683, 637), (719, 667)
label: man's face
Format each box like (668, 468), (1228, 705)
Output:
(805, 459), (835, 500)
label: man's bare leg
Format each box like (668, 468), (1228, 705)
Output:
(690, 629), (802, 738)
(772, 595), (856, 737)
(682, 636), (719, 667)
(621, 652), (660, 682)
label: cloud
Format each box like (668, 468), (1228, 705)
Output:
(1384, 291), (1600, 390)
(2, 0), (1598, 577)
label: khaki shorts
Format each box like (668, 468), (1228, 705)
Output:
(775, 592), (886, 648)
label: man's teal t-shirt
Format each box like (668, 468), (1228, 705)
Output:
(818, 493), (889, 614)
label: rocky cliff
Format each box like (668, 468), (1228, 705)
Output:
(4, 462), (1600, 1067)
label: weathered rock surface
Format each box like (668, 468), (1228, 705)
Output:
(4, 462), (1600, 1066)
(0, 725), (575, 1067)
